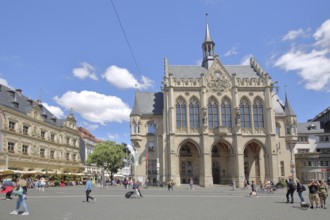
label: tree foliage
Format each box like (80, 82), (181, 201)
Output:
(87, 141), (126, 179)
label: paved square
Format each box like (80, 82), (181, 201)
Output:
(0, 185), (328, 220)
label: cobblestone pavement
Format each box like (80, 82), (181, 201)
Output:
(0, 185), (328, 220)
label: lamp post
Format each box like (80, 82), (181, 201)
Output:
(155, 121), (160, 187)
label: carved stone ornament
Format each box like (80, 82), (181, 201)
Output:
(207, 72), (230, 91)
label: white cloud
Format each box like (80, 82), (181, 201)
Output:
(79, 121), (99, 131)
(224, 46), (238, 57)
(54, 90), (131, 124)
(102, 65), (153, 90)
(282, 28), (308, 41)
(107, 133), (119, 140)
(72, 62), (98, 80)
(42, 102), (65, 119)
(314, 19), (330, 48)
(0, 77), (11, 87)
(240, 54), (253, 65)
(274, 19), (330, 92)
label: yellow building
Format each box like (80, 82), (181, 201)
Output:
(130, 20), (298, 187)
(0, 85), (83, 173)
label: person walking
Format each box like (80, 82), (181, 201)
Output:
(10, 179), (29, 215)
(189, 178), (194, 190)
(318, 180), (328, 209)
(285, 177), (296, 203)
(307, 179), (320, 209)
(296, 177), (306, 204)
(250, 180), (257, 197)
(83, 178), (95, 203)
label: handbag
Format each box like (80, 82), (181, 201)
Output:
(13, 186), (23, 196)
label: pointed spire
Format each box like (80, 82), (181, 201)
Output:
(130, 90), (142, 116)
(204, 13), (213, 42)
(202, 13), (215, 69)
(284, 91), (296, 116)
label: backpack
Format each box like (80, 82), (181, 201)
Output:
(291, 182), (297, 190)
(301, 185), (306, 191)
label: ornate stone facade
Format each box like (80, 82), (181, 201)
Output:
(0, 86), (83, 173)
(130, 20), (298, 187)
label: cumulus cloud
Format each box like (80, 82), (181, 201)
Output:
(102, 65), (153, 89)
(54, 90), (131, 124)
(224, 46), (238, 57)
(282, 28), (309, 41)
(73, 63), (98, 80)
(274, 19), (330, 92)
(42, 102), (65, 119)
(240, 54), (253, 65)
(79, 121), (99, 131)
(0, 77), (11, 87)
(107, 133), (119, 140)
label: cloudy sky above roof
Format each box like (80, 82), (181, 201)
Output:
(0, 0), (329, 143)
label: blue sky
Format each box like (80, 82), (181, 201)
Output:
(0, 0), (329, 144)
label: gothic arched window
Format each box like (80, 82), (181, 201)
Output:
(208, 99), (218, 128)
(253, 99), (264, 128)
(147, 121), (156, 134)
(240, 98), (251, 128)
(133, 121), (137, 134)
(176, 98), (187, 128)
(221, 98), (232, 128)
(189, 98), (200, 128)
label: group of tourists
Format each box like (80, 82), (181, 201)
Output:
(286, 177), (328, 209)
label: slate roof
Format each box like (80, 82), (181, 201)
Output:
(130, 91), (163, 116)
(168, 64), (260, 79)
(297, 121), (323, 134)
(0, 84), (65, 127)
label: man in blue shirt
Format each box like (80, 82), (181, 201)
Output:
(83, 178), (95, 203)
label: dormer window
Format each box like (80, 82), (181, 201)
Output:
(8, 90), (15, 97)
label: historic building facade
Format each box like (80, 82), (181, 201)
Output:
(130, 21), (298, 187)
(0, 85), (83, 173)
(295, 107), (330, 182)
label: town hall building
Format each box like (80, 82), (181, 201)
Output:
(130, 20), (298, 187)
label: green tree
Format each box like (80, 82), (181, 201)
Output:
(87, 141), (126, 183)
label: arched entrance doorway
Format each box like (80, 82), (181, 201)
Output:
(211, 142), (232, 185)
(179, 142), (200, 184)
(244, 142), (263, 184)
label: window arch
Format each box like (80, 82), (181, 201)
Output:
(253, 98), (264, 128)
(133, 121), (137, 134)
(176, 97), (187, 128)
(240, 98), (251, 128)
(189, 97), (200, 128)
(208, 98), (218, 128)
(221, 98), (232, 128)
(147, 121), (156, 134)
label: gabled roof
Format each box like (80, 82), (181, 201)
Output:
(130, 91), (163, 116)
(297, 121), (323, 134)
(0, 84), (64, 127)
(168, 64), (260, 79)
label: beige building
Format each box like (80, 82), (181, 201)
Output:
(130, 20), (298, 187)
(0, 85), (83, 173)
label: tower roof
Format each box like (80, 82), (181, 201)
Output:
(284, 92), (296, 116)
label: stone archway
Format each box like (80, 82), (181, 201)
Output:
(179, 142), (200, 184)
(211, 142), (232, 185)
(243, 142), (264, 184)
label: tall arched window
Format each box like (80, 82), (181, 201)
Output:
(133, 121), (137, 134)
(240, 98), (250, 128)
(176, 98), (187, 128)
(189, 98), (200, 128)
(221, 98), (232, 128)
(147, 121), (156, 134)
(208, 99), (218, 128)
(253, 99), (264, 128)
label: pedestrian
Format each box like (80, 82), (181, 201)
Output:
(40, 177), (46, 192)
(318, 180), (328, 209)
(132, 180), (141, 198)
(170, 179), (175, 190)
(189, 178), (194, 190)
(285, 177), (296, 203)
(10, 179), (29, 215)
(83, 178), (95, 203)
(250, 180), (257, 197)
(307, 179), (320, 209)
(2, 178), (14, 200)
(244, 178), (248, 190)
(232, 179), (236, 191)
(296, 177), (306, 204)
